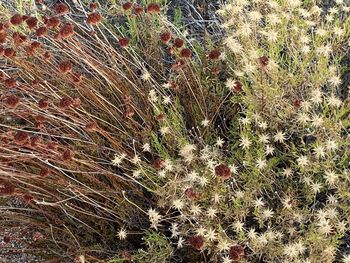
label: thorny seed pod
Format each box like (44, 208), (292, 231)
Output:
(173, 38), (184, 48)
(55, 3), (70, 15)
(58, 60), (73, 74)
(160, 31), (171, 44)
(215, 164), (231, 180)
(208, 49), (221, 60)
(36, 26), (48, 37)
(58, 96), (73, 109)
(59, 23), (74, 38)
(47, 17), (61, 29)
(119, 37), (130, 48)
(153, 158), (165, 170)
(134, 5), (144, 15)
(4, 47), (16, 58)
(10, 14), (23, 25)
(258, 55), (269, 68)
(5, 94), (20, 108)
(25, 17), (38, 29)
(89, 2), (98, 10)
(14, 130), (29, 145)
(147, 3), (161, 14)
(180, 48), (192, 58)
(87, 12), (102, 25)
(0, 182), (15, 195)
(62, 149), (74, 162)
(188, 235), (204, 250)
(4, 77), (17, 88)
(122, 2), (133, 11)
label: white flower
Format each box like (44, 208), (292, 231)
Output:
(342, 254), (350, 263)
(261, 208), (274, 220)
(111, 153), (126, 166)
(311, 182), (322, 194)
(274, 131), (286, 143)
(148, 208), (162, 229)
(328, 75), (342, 87)
(162, 96), (171, 104)
(207, 207), (217, 219)
(313, 145), (325, 159)
(326, 139), (338, 151)
(222, 255), (232, 263)
(296, 155), (309, 168)
(317, 219), (332, 235)
(180, 144), (196, 159)
(117, 228), (127, 240)
(249, 11), (262, 21)
(282, 197), (293, 209)
(224, 37), (243, 54)
(196, 226), (206, 236)
(240, 136), (252, 149)
(256, 158), (267, 170)
(259, 134), (270, 144)
(283, 241), (306, 258)
(216, 137), (225, 147)
(131, 155), (141, 164)
(282, 168), (293, 177)
(177, 237), (185, 248)
(311, 115), (324, 127)
(142, 143), (151, 152)
(328, 95), (342, 107)
(160, 126), (170, 135)
(205, 228), (217, 241)
(170, 223), (179, 237)
(258, 121), (268, 130)
(198, 176), (209, 186)
(324, 170), (338, 186)
(217, 239), (231, 252)
(190, 204), (202, 216)
(172, 199), (185, 210)
(229, 163), (238, 174)
(132, 170), (141, 178)
(240, 117), (251, 125)
(254, 197), (265, 208)
(201, 119), (210, 127)
(265, 145), (275, 156)
(297, 112), (310, 124)
(141, 70), (151, 81)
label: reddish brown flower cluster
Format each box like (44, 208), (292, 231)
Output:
(188, 235), (204, 250)
(294, 98), (301, 108)
(55, 3), (70, 15)
(173, 38), (184, 48)
(38, 98), (49, 109)
(232, 80), (242, 93)
(62, 149), (74, 162)
(36, 26), (48, 37)
(208, 49), (221, 60)
(5, 94), (20, 108)
(122, 2), (133, 11)
(0, 181), (15, 195)
(160, 31), (171, 44)
(147, 3), (161, 14)
(14, 130), (29, 145)
(46, 17), (61, 29)
(43, 51), (52, 62)
(4, 47), (16, 58)
(10, 14), (23, 25)
(39, 167), (51, 177)
(59, 23), (74, 38)
(4, 77), (17, 88)
(258, 55), (269, 68)
(215, 164), (232, 180)
(87, 12), (102, 25)
(119, 37), (130, 48)
(30, 135), (42, 148)
(172, 59), (185, 71)
(0, 31), (7, 44)
(12, 32), (27, 45)
(229, 245), (245, 261)
(89, 2), (98, 10)
(180, 48), (192, 58)
(123, 104), (135, 118)
(58, 96), (73, 109)
(153, 158), (165, 170)
(185, 187), (201, 200)
(84, 121), (98, 132)
(25, 17), (38, 29)
(134, 5), (144, 14)
(58, 60), (73, 74)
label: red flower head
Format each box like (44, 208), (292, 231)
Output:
(188, 235), (204, 250)
(258, 55), (269, 68)
(173, 38), (184, 48)
(134, 5), (144, 14)
(124, 105), (135, 118)
(4, 48), (16, 58)
(122, 2), (133, 11)
(38, 98), (49, 109)
(12, 32), (27, 45)
(72, 72), (83, 84)
(47, 17), (61, 29)
(180, 48), (192, 58)
(62, 149), (74, 162)
(30, 135), (42, 147)
(10, 14), (23, 25)
(119, 37), (130, 48)
(25, 17), (38, 29)
(171, 59), (185, 71)
(55, 3), (70, 15)
(40, 167), (51, 177)
(43, 51), (52, 62)
(147, 3), (161, 14)
(89, 2), (98, 10)
(58, 96), (73, 109)
(185, 187), (201, 200)
(4, 77), (17, 88)
(59, 23), (75, 38)
(160, 31), (172, 44)
(31, 41), (41, 49)
(14, 130), (29, 145)
(5, 94), (20, 108)
(208, 49), (221, 60)
(0, 31), (7, 44)
(232, 80), (242, 93)
(294, 98), (301, 108)
(215, 164), (232, 180)
(0, 182), (15, 195)
(229, 245), (245, 261)
(58, 60), (73, 74)
(87, 12), (102, 25)
(36, 26), (48, 37)
(153, 158), (165, 170)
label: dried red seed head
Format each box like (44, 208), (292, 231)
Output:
(160, 31), (171, 44)
(43, 51), (52, 62)
(59, 23), (74, 38)
(14, 131), (29, 145)
(30, 135), (42, 147)
(0, 31), (7, 44)
(10, 14), (23, 25)
(36, 26), (48, 37)
(208, 49), (221, 60)
(4, 48), (16, 58)
(23, 194), (34, 203)
(38, 98), (49, 109)
(180, 48), (192, 58)
(89, 2), (98, 10)
(173, 38), (184, 48)
(58, 60), (73, 74)
(185, 187), (201, 200)
(124, 105), (135, 118)
(47, 141), (59, 151)
(3, 235), (11, 243)
(294, 98), (301, 108)
(32, 232), (44, 241)
(5, 94), (20, 108)
(188, 236), (204, 250)
(87, 12), (102, 25)
(215, 164), (231, 180)
(84, 121), (98, 132)
(258, 55), (269, 68)
(40, 167), (50, 177)
(12, 32), (26, 45)
(147, 3), (161, 14)
(58, 96), (73, 109)
(62, 149), (74, 162)
(47, 17), (60, 29)
(134, 5), (144, 14)
(55, 3), (70, 15)
(4, 77), (17, 88)
(229, 245), (245, 260)
(26, 17), (38, 29)
(119, 37), (130, 48)
(153, 158), (165, 170)
(232, 81), (242, 93)
(72, 72), (83, 84)
(171, 59), (185, 71)
(0, 182), (15, 195)
(72, 98), (81, 108)
(31, 41), (41, 49)
(122, 2), (133, 11)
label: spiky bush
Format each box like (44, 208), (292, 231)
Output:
(0, 0), (350, 262)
